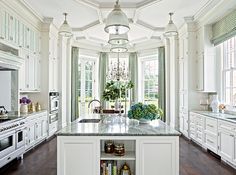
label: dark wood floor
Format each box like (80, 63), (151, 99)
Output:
(1, 137), (236, 175)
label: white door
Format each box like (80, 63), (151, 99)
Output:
(139, 138), (179, 175)
(41, 117), (48, 138)
(78, 58), (97, 116)
(218, 130), (234, 162)
(57, 137), (99, 175)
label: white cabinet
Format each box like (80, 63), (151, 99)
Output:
(218, 130), (234, 162)
(49, 34), (59, 92)
(204, 117), (218, 153)
(25, 111), (48, 151)
(57, 137), (99, 175)
(26, 121), (36, 149)
(19, 49), (40, 92)
(195, 26), (216, 92)
(139, 138), (179, 175)
(57, 136), (179, 175)
(189, 112), (204, 145)
(218, 120), (235, 163)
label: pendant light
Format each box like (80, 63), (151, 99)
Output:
(164, 12), (178, 37)
(108, 33), (129, 45)
(110, 44), (128, 53)
(59, 13), (73, 38)
(105, 0), (130, 35)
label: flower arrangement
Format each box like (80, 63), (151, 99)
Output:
(128, 103), (164, 121)
(20, 97), (31, 104)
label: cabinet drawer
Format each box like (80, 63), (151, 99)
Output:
(205, 133), (217, 153)
(205, 118), (217, 134)
(218, 120), (235, 132)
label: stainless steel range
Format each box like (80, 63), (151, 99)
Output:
(0, 117), (26, 168)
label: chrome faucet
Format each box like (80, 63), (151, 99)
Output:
(88, 99), (103, 114)
(88, 99), (102, 109)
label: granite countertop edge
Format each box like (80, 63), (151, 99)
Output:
(192, 110), (236, 123)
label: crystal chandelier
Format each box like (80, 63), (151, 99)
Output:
(107, 53), (129, 81)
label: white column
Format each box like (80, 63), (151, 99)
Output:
(58, 35), (68, 128)
(165, 36), (179, 129)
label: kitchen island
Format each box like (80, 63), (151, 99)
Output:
(57, 115), (180, 175)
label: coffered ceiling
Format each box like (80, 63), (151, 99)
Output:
(24, 0), (221, 51)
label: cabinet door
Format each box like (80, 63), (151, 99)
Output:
(139, 138), (179, 175)
(24, 26), (30, 49)
(34, 56), (41, 91)
(218, 130), (234, 162)
(35, 121), (42, 142)
(19, 58), (26, 91)
(2, 11), (9, 41)
(54, 57), (59, 91)
(28, 123), (35, 146)
(196, 54), (204, 91)
(57, 137), (99, 175)
(24, 53), (35, 90)
(49, 57), (55, 91)
(179, 115), (184, 132)
(41, 118), (48, 138)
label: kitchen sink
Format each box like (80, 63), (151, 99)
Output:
(78, 119), (101, 123)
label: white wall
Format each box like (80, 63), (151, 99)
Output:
(0, 71), (11, 111)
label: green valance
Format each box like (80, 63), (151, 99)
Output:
(212, 10), (236, 45)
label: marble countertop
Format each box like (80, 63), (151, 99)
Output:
(192, 110), (236, 123)
(57, 114), (181, 136)
(0, 110), (47, 125)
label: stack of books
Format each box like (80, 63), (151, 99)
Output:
(100, 160), (118, 175)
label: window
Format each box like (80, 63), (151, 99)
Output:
(77, 57), (98, 116)
(222, 36), (236, 106)
(107, 54), (130, 110)
(141, 57), (159, 107)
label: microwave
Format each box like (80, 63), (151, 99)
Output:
(49, 92), (59, 113)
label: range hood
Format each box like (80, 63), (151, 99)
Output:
(0, 43), (24, 70)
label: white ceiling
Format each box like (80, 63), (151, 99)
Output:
(24, 0), (221, 51)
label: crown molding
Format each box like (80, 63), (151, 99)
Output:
(136, 20), (165, 32)
(72, 20), (100, 31)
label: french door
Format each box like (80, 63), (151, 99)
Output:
(78, 57), (97, 116)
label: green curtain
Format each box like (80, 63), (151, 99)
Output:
(158, 47), (166, 121)
(99, 52), (108, 108)
(129, 52), (138, 105)
(212, 9), (236, 45)
(71, 47), (79, 121)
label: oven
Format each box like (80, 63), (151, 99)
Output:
(49, 92), (59, 113)
(0, 130), (16, 158)
(16, 128), (25, 149)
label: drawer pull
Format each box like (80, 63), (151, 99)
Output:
(207, 124), (214, 128)
(207, 139), (214, 144)
(220, 124), (232, 130)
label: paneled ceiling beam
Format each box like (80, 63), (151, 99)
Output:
(72, 20), (101, 31)
(136, 20), (165, 32)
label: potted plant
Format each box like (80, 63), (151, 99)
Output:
(103, 81), (134, 109)
(128, 103), (163, 123)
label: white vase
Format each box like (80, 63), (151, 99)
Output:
(20, 104), (28, 114)
(210, 95), (219, 113)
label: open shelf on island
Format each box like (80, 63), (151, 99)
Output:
(101, 151), (135, 160)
